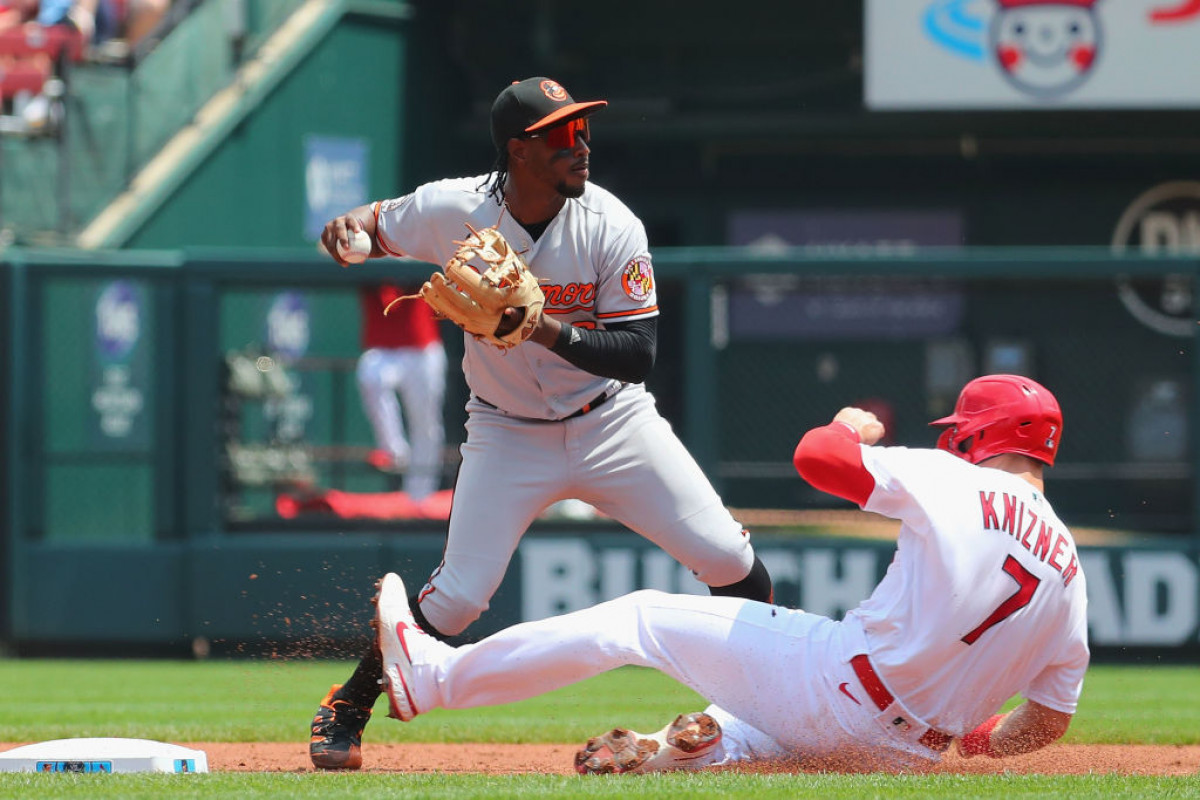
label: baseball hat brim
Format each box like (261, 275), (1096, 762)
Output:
(524, 100), (608, 134)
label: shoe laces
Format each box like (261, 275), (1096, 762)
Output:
(314, 699), (371, 737)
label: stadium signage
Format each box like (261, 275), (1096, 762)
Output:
(865, 0), (1200, 109)
(520, 539), (1200, 648)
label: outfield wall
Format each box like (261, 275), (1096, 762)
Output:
(8, 532), (1197, 661)
(2, 247), (1198, 661)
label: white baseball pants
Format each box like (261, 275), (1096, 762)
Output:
(356, 342), (447, 500)
(402, 590), (944, 771)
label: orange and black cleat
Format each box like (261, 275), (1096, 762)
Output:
(309, 684), (372, 770)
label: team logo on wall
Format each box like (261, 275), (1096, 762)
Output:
(266, 291), (312, 361)
(95, 280), (141, 362)
(621, 257), (654, 301)
(990, 0), (1102, 97)
(1111, 180), (1200, 338)
(923, 0), (1103, 99)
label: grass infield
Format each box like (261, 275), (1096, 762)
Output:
(0, 659), (1195, 798)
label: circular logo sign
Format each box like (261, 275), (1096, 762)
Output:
(990, 3), (1102, 99)
(95, 280), (141, 362)
(1112, 181), (1200, 338)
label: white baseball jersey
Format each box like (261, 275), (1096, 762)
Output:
(373, 176), (657, 419)
(849, 446), (1090, 734)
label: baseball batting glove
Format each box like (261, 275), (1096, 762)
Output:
(387, 223), (544, 349)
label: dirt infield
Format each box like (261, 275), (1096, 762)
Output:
(197, 742), (1199, 775)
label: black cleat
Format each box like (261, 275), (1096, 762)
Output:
(309, 684), (372, 770)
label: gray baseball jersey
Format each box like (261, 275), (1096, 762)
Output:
(374, 176), (656, 419)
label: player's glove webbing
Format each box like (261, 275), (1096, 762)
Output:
(388, 223), (544, 349)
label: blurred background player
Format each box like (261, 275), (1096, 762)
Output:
(356, 282), (446, 502)
(368, 374), (1088, 774)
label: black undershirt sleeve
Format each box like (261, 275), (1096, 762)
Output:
(549, 316), (657, 384)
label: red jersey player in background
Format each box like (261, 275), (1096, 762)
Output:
(356, 283), (447, 502)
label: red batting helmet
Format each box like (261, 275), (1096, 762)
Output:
(931, 374), (1063, 466)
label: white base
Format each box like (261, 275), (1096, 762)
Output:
(0, 738), (208, 773)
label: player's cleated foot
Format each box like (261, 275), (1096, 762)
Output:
(366, 448), (407, 474)
(309, 684), (372, 770)
(373, 572), (424, 722)
(574, 712), (723, 774)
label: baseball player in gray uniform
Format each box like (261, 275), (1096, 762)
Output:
(370, 374), (1088, 774)
(308, 76), (773, 770)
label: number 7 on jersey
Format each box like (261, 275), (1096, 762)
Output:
(962, 555), (1041, 645)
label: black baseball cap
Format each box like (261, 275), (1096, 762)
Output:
(490, 77), (608, 150)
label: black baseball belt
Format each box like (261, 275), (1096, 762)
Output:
(474, 388), (617, 422)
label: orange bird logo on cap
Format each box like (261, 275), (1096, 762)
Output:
(540, 80), (568, 101)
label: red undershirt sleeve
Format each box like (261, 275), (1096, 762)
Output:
(792, 422), (877, 507)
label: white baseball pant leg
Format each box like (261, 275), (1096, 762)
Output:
(401, 590), (931, 770)
(357, 348), (410, 469)
(395, 342), (446, 500)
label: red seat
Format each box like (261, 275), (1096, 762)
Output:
(0, 61), (50, 99)
(0, 24), (85, 62)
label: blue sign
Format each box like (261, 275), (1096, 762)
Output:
(90, 280), (150, 447)
(265, 291), (311, 362)
(304, 136), (369, 240)
(95, 280), (141, 363)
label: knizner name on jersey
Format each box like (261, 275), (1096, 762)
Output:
(978, 491), (1080, 587)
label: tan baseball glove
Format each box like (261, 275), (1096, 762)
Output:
(387, 223), (545, 349)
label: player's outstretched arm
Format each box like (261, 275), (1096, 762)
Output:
(958, 699), (1073, 758)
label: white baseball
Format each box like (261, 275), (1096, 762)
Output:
(337, 229), (373, 264)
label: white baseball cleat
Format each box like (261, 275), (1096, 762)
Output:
(372, 572), (423, 722)
(574, 712), (723, 774)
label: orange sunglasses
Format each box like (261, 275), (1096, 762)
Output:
(527, 117), (590, 149)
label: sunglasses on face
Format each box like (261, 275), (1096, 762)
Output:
(526, 117), (590, 149)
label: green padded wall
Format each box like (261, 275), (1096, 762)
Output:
(127, 19), (405, 250)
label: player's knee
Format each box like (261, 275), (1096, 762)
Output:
(622, 588), (670, 606)
(688, 536), (756, 589)
(417, 588), (489, 637)
(707, 555), (773, 604)
(663, 505), (757, 588)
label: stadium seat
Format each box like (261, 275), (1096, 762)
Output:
(0, 24), (86, 62)
(0, 62), (51, 99)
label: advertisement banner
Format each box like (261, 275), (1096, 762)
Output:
(866, 0), (1200, 109)
(724, 210), (966, 341)
(303, 136), (368, 240)
(519, 537), (1200, 658)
